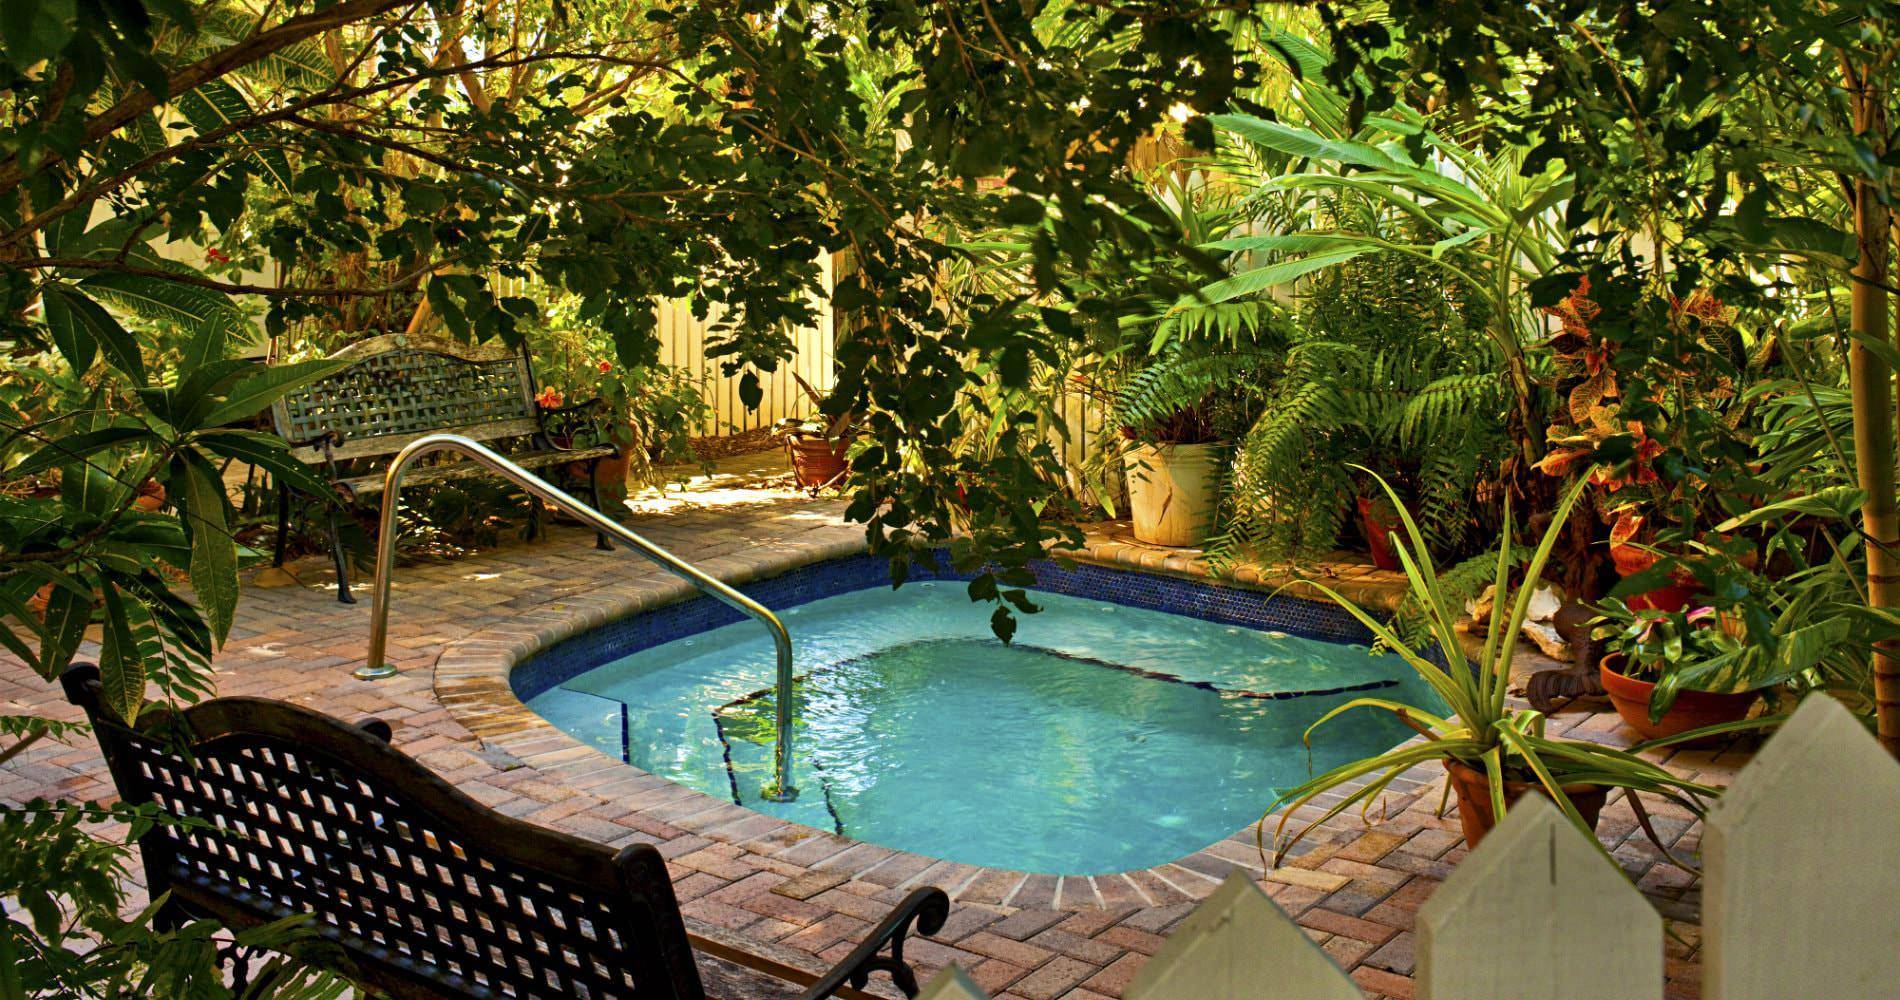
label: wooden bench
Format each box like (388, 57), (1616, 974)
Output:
(269, 334), (619, 603)
(62, 664), (950, 1000)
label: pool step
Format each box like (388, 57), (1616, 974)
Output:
(711, 683), (848, 834)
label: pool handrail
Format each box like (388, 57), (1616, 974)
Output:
(356, 432), (799, 803)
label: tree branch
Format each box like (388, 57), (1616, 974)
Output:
(0, 0), (429, 197)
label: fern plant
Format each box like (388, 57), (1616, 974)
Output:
(1207, 225), (1513, 567)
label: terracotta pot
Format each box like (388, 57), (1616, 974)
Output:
(787, 433), (849, 489)
(1610, 543), (1701, 612)
(1356, 496), (1402, 571)
(134, 478), (166, 512)
(1443, 758), (1608, 848)
(1123, 442), (1224, 547)
(1599, 654), (1756, 746)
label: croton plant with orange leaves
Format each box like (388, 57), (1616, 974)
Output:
(1531, 276), (1758, 576)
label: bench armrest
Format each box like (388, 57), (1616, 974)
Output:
(798, 886), (950, 1000)
(536, 396), (615, 452)
(283, 429), (343, 450)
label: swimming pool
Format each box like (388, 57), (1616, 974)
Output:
(516, 558), (1435, 875)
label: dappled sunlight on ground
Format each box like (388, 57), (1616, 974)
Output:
(619, 448), (814, 518)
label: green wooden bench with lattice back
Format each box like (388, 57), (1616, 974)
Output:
(269, 334), (617, 603)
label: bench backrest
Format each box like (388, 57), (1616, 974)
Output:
(271, 334), (542, 463)
(62, 666), (705, 1000)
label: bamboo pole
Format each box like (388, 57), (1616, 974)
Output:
(1845, 62), (1899, 756)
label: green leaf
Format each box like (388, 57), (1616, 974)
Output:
(195, 430), (334, 499)
(174, 79), (295, 190)
(1714, 485), (1864, 530)
(9, 427), (154, 479)
(80, 271), (246, 331)
(40, 284), (143, 384)
(1, 0), (75, 67)
(97, 583), (145, 723)
(1209, 113), (1406, 171)
(1201, 248), (1369, 302)
(200, 359), (345, 428)
(174, 452), (237, 645)
(39, 584), (92, 679)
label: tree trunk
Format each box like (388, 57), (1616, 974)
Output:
(1846, 67), (1900, 757)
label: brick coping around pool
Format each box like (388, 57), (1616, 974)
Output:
(433, 526), (1399, 920)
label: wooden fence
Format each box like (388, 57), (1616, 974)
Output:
(917, 694), (1900, 1000)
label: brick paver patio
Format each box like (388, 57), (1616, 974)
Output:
(1, 452), (1736, 999)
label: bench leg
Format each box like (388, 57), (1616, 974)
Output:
(272, 481), (291, 567)
(527, 492), (544, 542)
(590, 457), (614, 551)
(327, 506), (355, 604)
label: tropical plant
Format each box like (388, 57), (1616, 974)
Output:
(1267, 472), (1719, 856)
(1207, 107), (1571, 463)
(0, 793), (350, 999)
(1207, 222), (1511, 564)
(1592, 600), (1742, 685)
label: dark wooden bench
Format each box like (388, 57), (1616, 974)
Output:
(269, 334), (619, 603)
(63, 664), (949, 1000)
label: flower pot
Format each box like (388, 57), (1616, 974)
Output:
(1444, 758), (1608, 849)
(1609, 533), (1699, 612)
(1123, 442), (1224, 547)
(787, 433), (849, 490)
(1599, 654), (1756, 746)
(1356, 495), (1403, 571)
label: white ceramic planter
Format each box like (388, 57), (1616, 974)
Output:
(1123, 442), (1226, 547)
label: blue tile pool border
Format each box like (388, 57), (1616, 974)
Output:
(511, 553), (1381, 702)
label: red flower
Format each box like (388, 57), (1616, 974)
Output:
(597, 360), (612, 374)
(206, 248), (230, 263)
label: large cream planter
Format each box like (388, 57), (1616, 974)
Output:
(1123, 442), (1225, 547)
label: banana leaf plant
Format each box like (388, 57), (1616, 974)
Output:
(1265, 470), (1720, 861)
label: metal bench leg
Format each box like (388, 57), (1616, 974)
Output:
(327, 505), (356, 604)
(590, 457), (614, 551)
(527, 492), (545, 542)
(272, 480), (291, 567)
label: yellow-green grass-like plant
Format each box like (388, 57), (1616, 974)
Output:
(1264, 470), (1720, 862)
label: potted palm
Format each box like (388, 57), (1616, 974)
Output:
(1268, 471), (1720, 852)
(1592, 599), (1759, 744)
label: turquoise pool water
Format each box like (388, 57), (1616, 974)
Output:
(528, 581), (1432, 875)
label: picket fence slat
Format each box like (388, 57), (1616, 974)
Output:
(1703, 694), (1900, 1000)
(1124, 873), (1362, 1000)
(915, 694), (1900, 1000)
(914, 964), (990, 1000)
(1417, 796), (1659, 1000)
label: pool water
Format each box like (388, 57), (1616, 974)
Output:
(529, 581), (1434, 874)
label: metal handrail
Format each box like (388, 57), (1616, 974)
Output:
(357, 432), (798, 803)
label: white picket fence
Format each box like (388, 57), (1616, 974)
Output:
(919, 695), (1900, 1000)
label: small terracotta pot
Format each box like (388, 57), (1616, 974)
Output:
(1356, 496), (1402, 571)
(1443, 759), (1608, 848)
(787, 433), (848, 489)
(1599, 654), (1756, 745)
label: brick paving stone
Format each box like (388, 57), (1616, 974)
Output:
(1078, 952), (1147, 998)
(0, 458), (1737, 1000)
(1363, 930), (1417, 976)
(1011, 957), (1097, 1000)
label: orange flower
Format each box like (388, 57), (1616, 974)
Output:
(535, 386), (564, 409)
(597, 360), (612, 374)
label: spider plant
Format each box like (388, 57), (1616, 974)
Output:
(1266, 470), (1721, 858)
